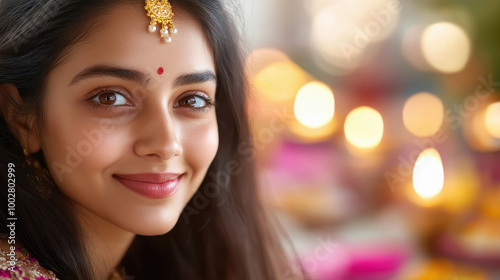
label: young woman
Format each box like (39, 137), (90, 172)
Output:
(0, 0), (306, 279)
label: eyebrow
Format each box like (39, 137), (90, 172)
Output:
(69, 65), (217, 88)
(173, 70), (217, 88)
(69, 65), (152, 87)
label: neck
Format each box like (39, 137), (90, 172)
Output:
(74, 204), (135, 280)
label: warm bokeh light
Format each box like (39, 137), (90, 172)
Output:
(245, 48), (291, 78)
(421, 22), (471, 73)
(287, 120), (338, 143)
(443, 161), (480, 213)
(485, 101), (500, 138)
(311, 0), (400, 74)
(403, 92), (444, 137)
(344, 106), (384, 149)
(311, 3), (360, 73)
(401, 259), (488, 280)
(462, 98), (500, 152)
(294, 82), (335, 129)
(252, 60), (309, 103)
(413, 148), (444, 198)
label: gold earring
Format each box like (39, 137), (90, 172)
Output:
(145, 0), (177, 43)
(23, 149), (54, 199)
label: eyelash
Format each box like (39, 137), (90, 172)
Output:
(85, 88), (216, 113)
(85, 88), (129, 112)
(176, 91), (216, 113)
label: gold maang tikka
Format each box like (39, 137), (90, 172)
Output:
(145, 0), (177, 43)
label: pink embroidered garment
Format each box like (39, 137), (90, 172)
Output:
(0, 245), (58, 280)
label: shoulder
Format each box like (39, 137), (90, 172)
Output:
(0, 238), (59, 280)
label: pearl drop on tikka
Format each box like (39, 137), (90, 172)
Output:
(145, 0), (176, 43)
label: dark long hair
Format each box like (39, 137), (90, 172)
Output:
(0, 0), (305, 279)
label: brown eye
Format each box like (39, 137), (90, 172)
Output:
(98, 92), (116, 105)
(92, 91), (128, 106)
(174, 95), (209, 108)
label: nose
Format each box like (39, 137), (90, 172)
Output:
(133, 103), (183, 161)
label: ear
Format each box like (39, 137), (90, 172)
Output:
(0, 83), (42, 153)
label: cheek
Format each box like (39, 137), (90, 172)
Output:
(41, 103), (124, 188)
(182, 117), (219, 176)
(41, 101), (86, 183)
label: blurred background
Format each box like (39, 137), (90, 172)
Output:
(233, 0), (500, 279)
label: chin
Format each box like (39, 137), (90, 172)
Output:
(123, 215), (181, 236)
(136, 225), (177, 236)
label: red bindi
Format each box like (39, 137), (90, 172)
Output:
(157, 67), (164, 75)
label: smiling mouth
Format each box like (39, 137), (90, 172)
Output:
(113, 173), (183, 199)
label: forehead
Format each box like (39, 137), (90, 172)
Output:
(50, 3), (214, 83)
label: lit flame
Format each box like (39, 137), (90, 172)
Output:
(294, 82), (335, 128)
(344, 106), (384, 149)
(413, 148), (444, 198)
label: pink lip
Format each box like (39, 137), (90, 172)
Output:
(113, 173), (183, 199)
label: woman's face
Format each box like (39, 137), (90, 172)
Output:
(38, 4), (218, 235)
